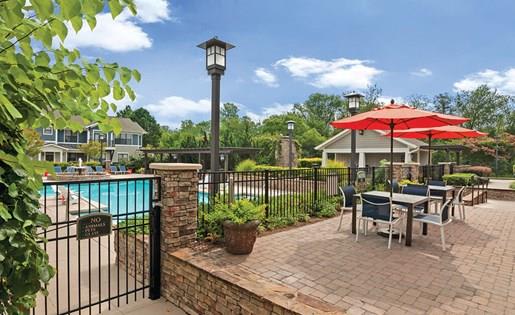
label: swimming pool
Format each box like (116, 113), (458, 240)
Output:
(42, 181), (210, 215)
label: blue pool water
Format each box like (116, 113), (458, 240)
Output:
(42, 181), (210, 215)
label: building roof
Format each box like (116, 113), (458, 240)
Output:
(81, 116), (146, 134)
(116, 117), (147, 134)
(315, 129), (427, 151)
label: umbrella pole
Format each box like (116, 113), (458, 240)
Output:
(428, 134), (432, 181)
(390, 121), (394, 197)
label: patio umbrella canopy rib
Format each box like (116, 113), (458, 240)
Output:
(330, 102), (469, 196)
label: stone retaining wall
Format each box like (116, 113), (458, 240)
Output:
(163, 248), (344, 315)
(486, 188), (515, 201)
(114, 231), (149, 284)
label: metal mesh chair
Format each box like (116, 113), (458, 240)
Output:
(337, 186), (361, 231)
(413, 200), (453, 251)
(356, 194), (403, 249)
(453, 186), (467, 221)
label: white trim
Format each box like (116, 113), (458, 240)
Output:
(315, 129), (423, 151)
(323, 147), (410, 153)
(42, 128), (53, 135)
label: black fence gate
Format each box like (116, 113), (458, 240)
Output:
(33, 176), (161, 315)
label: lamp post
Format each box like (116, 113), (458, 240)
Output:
(99, 134), (105, 167)
(197, 37), (235, 172)
(287, 120), (295, 169)
(344, 92), (364, 182)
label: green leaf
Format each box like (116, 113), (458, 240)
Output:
(0, 94), (22, 119)
(83, 0), (104, 16)
(120, 67), (132, 84)
(131, 69), (141, 82)
(108, 0), (123, 18)
(8, 183), (18, 197)
(70, 16), (83, 33)
(85, 15), (97, 30)
(113, 80), (125, 100)
(59, 0), (82, 19)
(104, 66), (115, 82)
(35, 51), (50, 67)
(0, 204), (12, 221)
(31, 0), (53, 20)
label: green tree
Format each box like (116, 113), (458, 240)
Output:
(456, 85), (513, 132)
(23, 129), (45, 158)
(79, 141), (102, 161)
(117, 106), (161, 147)
(360, 84), (383, 112)
(0, 1), (139, 311)
(293, 93), (345, 137)
(406, 94), (432, 110)
(433, 93), (455, 114)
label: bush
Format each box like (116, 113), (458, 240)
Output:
(117, 215), (149, 235)
(315, 198), (338, 218)
(460, 166), (492, 177)
(203, 199), (266, 239)
(399, 179), (419, 186)
(513, 164), (515, 176)
(253, 165), (289, 171)
(298, 157), (322, 168)
(510, 182), (515, 190)
(235, 159), (257, 171)
(443, 173), (477, 186)
(325, 159), (346, 169)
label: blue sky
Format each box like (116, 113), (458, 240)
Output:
(66, 0), (515, 128)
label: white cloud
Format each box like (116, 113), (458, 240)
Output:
(254, 67), (279, 87)
(453, 68), (515, 95)
(144, 96), (210, 126)
(64, 0), (171, 52)
(246, 103), (294, 122)
(133, 0), (170, 23)
(411, 68), (432, 77)
(274, 57), (382, 89)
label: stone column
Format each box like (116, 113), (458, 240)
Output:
(149, 163), (202, 253)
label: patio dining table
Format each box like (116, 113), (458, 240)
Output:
(352, 191), (430, 246)
(426, 185), (456, 215)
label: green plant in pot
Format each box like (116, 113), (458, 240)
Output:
(207, 199), (265, 254)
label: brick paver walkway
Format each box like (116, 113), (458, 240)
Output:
(202, 200), (515, 314)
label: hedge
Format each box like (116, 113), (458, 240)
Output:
(298, 157), (322, 167)
(442, 173), (477, 186)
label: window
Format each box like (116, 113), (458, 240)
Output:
(115, 133), (133, 145)
(117, 153), (129, 162)
(44, 152), (55, 162)
(43, 128), (53, 135)
(67, 153), (86, 162)
(64, 130), (78, 142)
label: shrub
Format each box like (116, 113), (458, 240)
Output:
(443, 173), (477, 186)
(510, 182), (515, 190)
(117, 215), (149, 235)
(253, 165), (289, 171)
(399, 179), (419, 186)
(315, 198), (338, 218)
(513, 164), (515, 176)
(460, 166), (492, 177)
(203, 199), (266, 239)
(298, 157), (322, 167)
(235, 159), (257, 171)
(325, 159), (346, 169)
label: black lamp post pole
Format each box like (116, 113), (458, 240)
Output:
(210, 72), (221, 172)
(350, 109), (358, 182)
(288, 128), (293, 169)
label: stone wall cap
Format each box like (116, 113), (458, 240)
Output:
(149, 163), (203, 171)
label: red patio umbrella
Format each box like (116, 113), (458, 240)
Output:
(385, 125), (487, 179)
(330, 101), (469, 196)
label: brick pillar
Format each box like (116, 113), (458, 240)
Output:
(438, 162), (452, 175)
(150, 163), (202, 252)
(150, 163), (202, 302)
(392, 163), (403, 181)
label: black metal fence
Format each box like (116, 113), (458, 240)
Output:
(197, 164), (447, 231)
(33, 176), (161, 315)
(421, 165), (445, 181)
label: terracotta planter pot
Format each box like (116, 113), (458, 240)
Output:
(223, 220), (260, 255)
